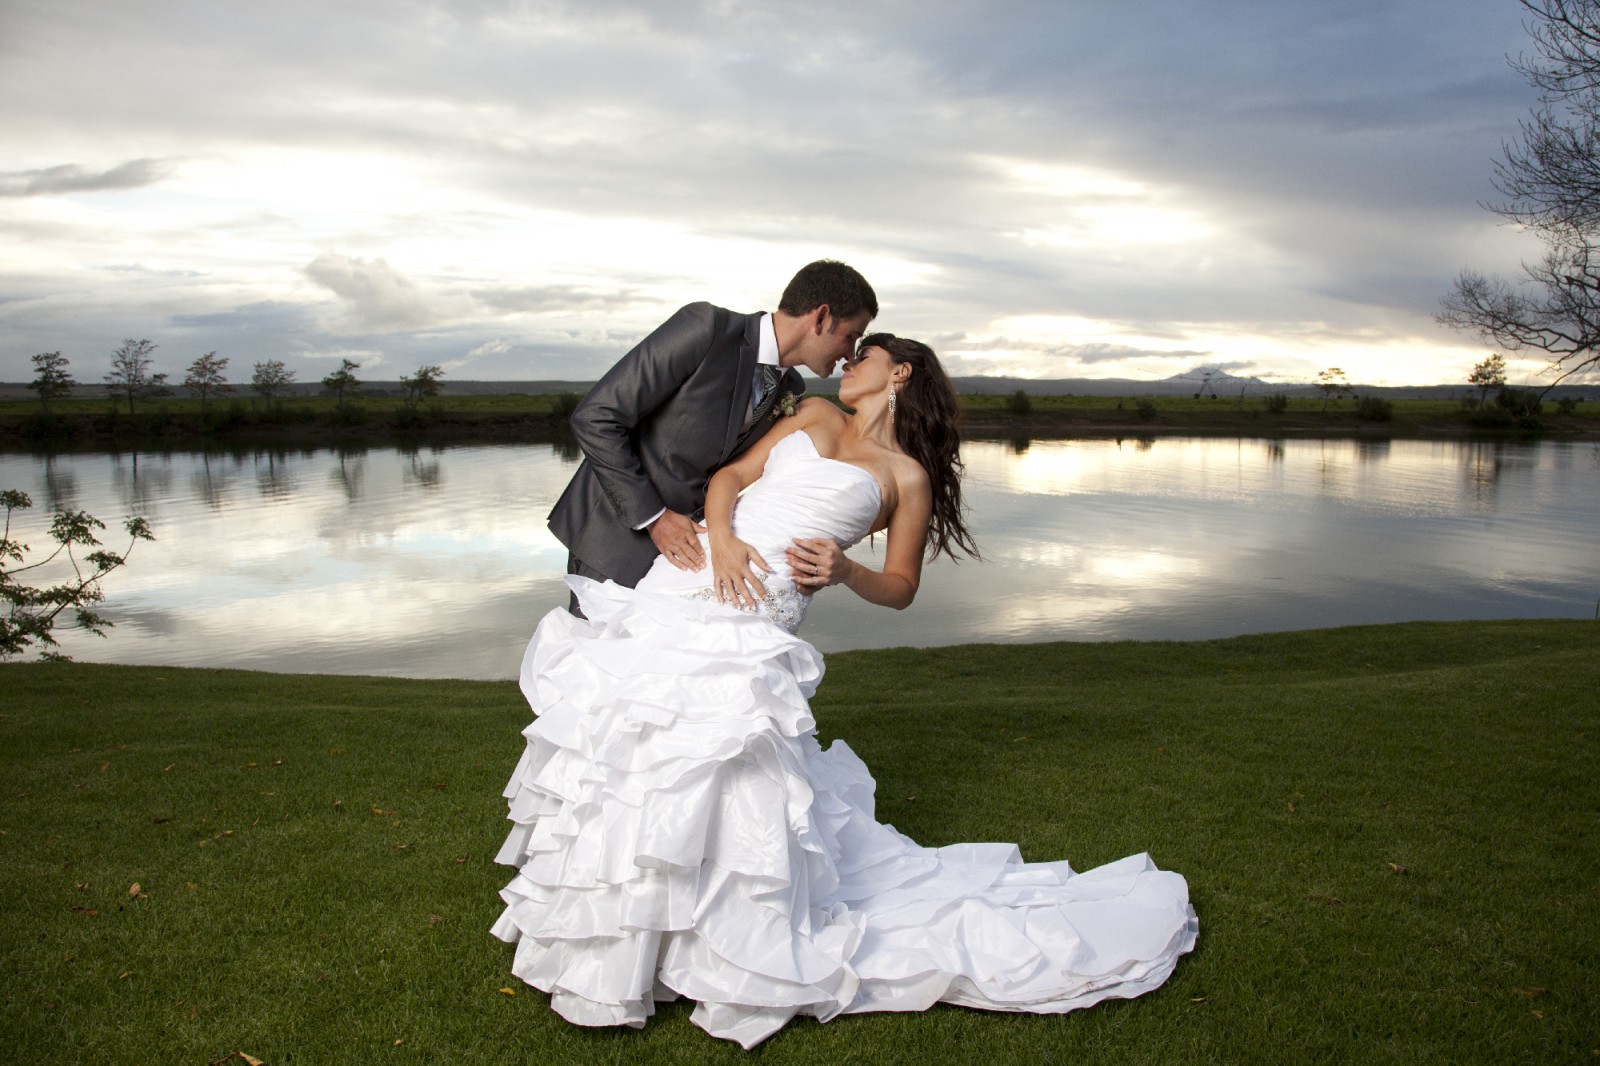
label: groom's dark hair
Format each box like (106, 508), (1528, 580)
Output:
(778, 260), (878, 322)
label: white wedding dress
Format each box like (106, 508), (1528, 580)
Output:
(493, 430), (1198, 1047)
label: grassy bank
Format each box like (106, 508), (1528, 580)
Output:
(4, 392), (1597, 449)
(958, 391), (1600, 440)
(1, 620), (1596, 1063)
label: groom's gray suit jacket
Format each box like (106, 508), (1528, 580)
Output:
(548, 302), (805, 588)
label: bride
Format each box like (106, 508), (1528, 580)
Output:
(493, 335), (1198, 1048)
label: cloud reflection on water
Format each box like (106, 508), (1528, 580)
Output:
(3, 436), (1596, 678)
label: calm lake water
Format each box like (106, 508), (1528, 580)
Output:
(3, 436), (1596, 679)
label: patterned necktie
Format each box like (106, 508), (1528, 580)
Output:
(750, 363), (783, 424)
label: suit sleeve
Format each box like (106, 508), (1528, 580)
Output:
(568, 302), (722, 528)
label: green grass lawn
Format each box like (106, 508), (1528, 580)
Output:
(2, 620), (1595, 1063)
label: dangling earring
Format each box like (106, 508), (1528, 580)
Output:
(887, 383), (898, 425)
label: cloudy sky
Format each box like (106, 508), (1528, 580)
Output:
(0, 0), (1564, 388)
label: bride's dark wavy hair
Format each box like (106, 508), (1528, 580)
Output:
(862, 333), (980, 563)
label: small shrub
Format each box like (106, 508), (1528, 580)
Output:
(1555, 395), (1578, 415)
(1006, 389), (1032, 415)
(330, 404), (369, 427)
(1134, 398), (1157, 420)
(1468, 406), (1515, 428)
(1495, 386), (1546, 428)
(551, 393), (581, 419)
(1264, 393), (1289, 413)
(1356, 396), (1393, 422)
(1495, 386), (1542, 416)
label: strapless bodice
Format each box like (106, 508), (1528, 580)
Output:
(634, 429), (881, 630)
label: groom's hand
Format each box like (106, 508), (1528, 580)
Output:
(648, 510), (707, 571)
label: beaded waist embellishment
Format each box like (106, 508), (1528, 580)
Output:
(687, 581), (808, 632)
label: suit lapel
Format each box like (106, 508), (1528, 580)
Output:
(720, 313), (763, 462)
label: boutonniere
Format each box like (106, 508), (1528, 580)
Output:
(775, 391), (799, 418)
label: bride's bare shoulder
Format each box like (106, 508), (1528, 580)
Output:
(797, 395), (843, 420)
(891, 451), (931, 495)
(796, 397), (847, 436)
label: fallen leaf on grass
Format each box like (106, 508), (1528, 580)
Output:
(98, 762), (109, 773)
(271, 758), (284, 767)
(1516, 987), (1549, 998)
(1286, 802), (1296, 813)
(128, 882), (146, 899)
(392, 842), (414, 852)
(499, 987), (517, 996)
(1189, 996), (1207, 1003)
(118, 971), (132, 979)
(453, 855), (469, 864)
(186, 882), (198, 890)
(163, 764), (175, 772)
(241, 762), (257, 769)
(427, 915), (442, 925)
(207, 1053), (265, 1066)
(430, 782), (447, 792)
(370, 806), (397, 816)
(75, 883), (89, 893)
(1532, 1009), (1545, 1019)
(393, 1039), (405, 1046)
(1387, 862), (1409, 875)
(68, 906), (98, 916)
(153, 817), (172, 824)
(113, 744), (127, 751)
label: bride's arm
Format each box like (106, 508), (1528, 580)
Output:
(790, 470), (931, 610)
(703, 402), (830, 608)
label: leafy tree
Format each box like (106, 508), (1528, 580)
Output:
(2, 488), (153, 660)
(1005, 388), (1031, 414)
(183, 351), (233, 417)
(399, 364), (445, 409)
(321, 358), (362, 409)
(103, 339), (167, 415)
(1440, 0), (1600, 388)
(28, 351), (75, 412)
(1315, 367), (1352, 411)
(1468, 353), (1508, 407)
(251, 359), (297, 406)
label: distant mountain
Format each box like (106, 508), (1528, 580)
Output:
(1162, 365), (1270, 388)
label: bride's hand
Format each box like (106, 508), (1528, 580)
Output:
(788, 538), (848, 593)
(710, 533), (772, 610)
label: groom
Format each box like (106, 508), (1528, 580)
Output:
(549, 260), (878, 610)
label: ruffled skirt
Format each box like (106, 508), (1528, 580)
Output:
(492, 578), (1197, 1047)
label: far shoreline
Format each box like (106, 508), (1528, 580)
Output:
(2, 389), (1597, 450)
